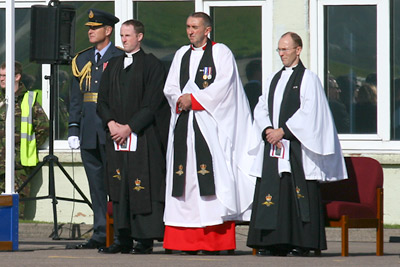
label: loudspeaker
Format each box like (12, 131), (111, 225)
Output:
(30, 4), (76, 64)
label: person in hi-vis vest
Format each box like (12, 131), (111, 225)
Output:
(0, 61), (49, 218)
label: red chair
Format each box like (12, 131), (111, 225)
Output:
(106, 201), (114, 247)
(320, 156), (384, 256)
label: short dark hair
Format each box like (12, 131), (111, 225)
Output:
(1, 61), (23, 75)
(122, 19), (145, 36)
(281, 32), (303, 48)
(188, 12), (212, 28)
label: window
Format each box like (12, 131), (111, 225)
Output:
(311, 0), (391, 152)
(392, 0), (400, 139)
(325, 5), (377, 134)
(0, 8), (42, 106)
(132, 1), (195, 72)
(211, 6), (262, 114)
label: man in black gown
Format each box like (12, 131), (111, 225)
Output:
(97, 19), (169, 254)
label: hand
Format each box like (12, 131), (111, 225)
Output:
(68, 136), (80, 149)
(108, 120), (132, 145)
(177, 94), (192, 111)
(265, 128), (284, 148)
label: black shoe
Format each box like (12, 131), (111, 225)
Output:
(74, 239), (105, 249)
(290, 247), (310, 257)
(269, 248), (289, 257)
(98, 243), (132, 254)
(180, 250), (198, 255)
(130, 245), (153, 254)
(256, 249), (268, 256)
(200, 250), (220, 255)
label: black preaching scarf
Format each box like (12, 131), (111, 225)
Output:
(172, 39), (216, 197)
(255, 61), (311, 230)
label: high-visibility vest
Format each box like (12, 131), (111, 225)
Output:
(20, 90), (41, 166)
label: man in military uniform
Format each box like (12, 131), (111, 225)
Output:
(0, 61), (49, 218)
(68, 9), (124, 249)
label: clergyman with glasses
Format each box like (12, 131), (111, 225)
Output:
(246, 32), (348, 256)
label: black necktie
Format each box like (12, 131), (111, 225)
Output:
(96, 52), (101, 63)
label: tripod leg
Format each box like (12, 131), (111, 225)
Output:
(48, 159), (60, 240)
(54, 159), (93, 209)
(16, 156), (49, 194)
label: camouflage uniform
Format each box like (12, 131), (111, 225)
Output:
(0, 84), (49, 216)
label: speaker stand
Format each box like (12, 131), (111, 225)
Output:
(17, 64), (92, 240)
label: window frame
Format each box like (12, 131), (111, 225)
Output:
(203, 0), (273, 83)
(310, 0), (392, 153)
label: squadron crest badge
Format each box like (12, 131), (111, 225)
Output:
(175, 164), (184, 176)
(197, 164), (210, 175)
(133, 178), (145, 192)
(296, 186), (304, 199)
(112, 169), (121, 180)
(262, 194), (275, 207)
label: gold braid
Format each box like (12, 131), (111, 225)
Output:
(71, 53), (92, 92)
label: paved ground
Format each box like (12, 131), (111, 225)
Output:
(1, 224), (399, 266)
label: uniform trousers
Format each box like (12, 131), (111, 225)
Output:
(80, 140), (107, 243)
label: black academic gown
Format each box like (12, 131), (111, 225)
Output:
(97, 49), (169, 240)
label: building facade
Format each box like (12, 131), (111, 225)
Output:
(1, 0), (399, 224)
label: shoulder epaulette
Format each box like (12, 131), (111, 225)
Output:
(73, 46), (93, 58)
(71, 46), (94, 92)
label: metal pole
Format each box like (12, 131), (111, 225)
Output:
(5, 0), (15, 194)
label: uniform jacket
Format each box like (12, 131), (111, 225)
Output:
(68, 44), (124, 149)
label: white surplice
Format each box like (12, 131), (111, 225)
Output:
(249, 67), (348, 182)
(163, 43), (256, 227)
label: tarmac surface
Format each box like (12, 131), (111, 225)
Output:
(1, 223), (399, 266)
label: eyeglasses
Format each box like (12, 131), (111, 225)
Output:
(276, 47), (298, 53)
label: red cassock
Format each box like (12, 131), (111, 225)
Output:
(163, 221), (236, 251)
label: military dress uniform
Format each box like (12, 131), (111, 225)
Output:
(68, 9), (124, 248)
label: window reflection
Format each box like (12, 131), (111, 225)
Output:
(325, 5), (377, 134)
(133, 1), (195, 72)
(392, 1), (400, 139)
(0, 8), (42, 100)
(211, 6), (262, 116)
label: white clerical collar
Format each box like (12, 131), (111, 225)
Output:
(285, 64), (298, 71)
(125, 49), (141, 58)
(191, 42), (207, 51)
